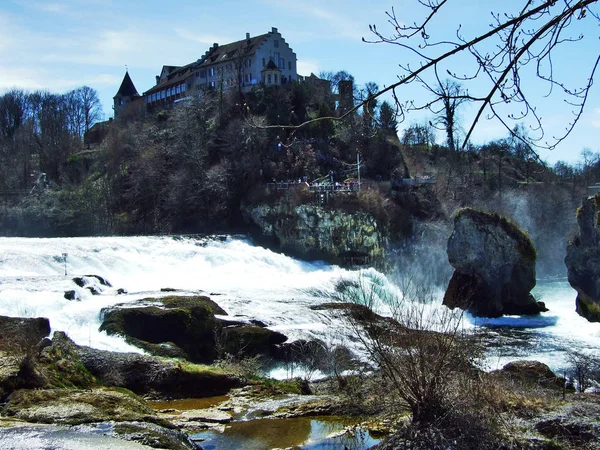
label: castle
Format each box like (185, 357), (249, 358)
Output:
(113, 27), (298, 117)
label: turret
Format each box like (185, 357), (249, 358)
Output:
(113, 71), (140, 118)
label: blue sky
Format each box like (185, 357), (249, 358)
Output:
(1, 0), (598, 165)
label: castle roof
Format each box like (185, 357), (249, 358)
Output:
(144, 62), (195, 96)
(197, 33), (270, 68)
(114, 71), (139, 98)
(261, 59), (281, 72)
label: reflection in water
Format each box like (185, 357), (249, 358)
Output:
(149, 395), (229, 412)
(194, 417), (381, 450)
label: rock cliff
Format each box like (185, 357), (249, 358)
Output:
(443, 208), (545, 317)
(565, 195), (600, 322)
(243, 203), (386, 265)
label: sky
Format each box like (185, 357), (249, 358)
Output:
(1, 0), (598, 165)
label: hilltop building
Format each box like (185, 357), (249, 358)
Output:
(113, 27), (297, 117)
(113, 71), (141, 118)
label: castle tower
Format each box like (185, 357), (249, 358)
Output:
(113, 71), (140, 118)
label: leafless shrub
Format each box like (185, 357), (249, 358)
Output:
(567, 351), (600, 393)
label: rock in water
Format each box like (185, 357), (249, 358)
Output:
(443, 208), (544, 317)
(565, 195), (600, 322)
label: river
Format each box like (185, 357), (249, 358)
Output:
(0, 235), (598, 375)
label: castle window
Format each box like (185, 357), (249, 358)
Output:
(161, 90), (166, 99)
(181, 83), (186, 92)
(288, 61), (292, 71)
(209, 67), (215, 77)
(200, 69), (206, 78)
(274, 74), (278, 83)
(267, 74), (272, 83)
(274, 40), (279, 48)
(176, 85), (180, 94)
(279, 58), (284, 69)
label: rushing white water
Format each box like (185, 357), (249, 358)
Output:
(0, 235), (356, 356)
(0, 235), (598, 374)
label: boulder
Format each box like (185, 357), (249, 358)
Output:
(0, 316), (51, 351)
(496, 360), (564, 389)
(76, 345), (243, 399)
(243, 203), (385, 265)
(565, 195), (600, 322)
(443, 208), (544, 317)
(100, 295), (287, 363)
(0, 316), (52, 399)
(2, 387), (160, 425)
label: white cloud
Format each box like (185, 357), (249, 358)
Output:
(34, 2), (69, 14)
(0, 67), (46, 91)
(174, 28), (232, 46)
(261, 0), (367, 40)
(591, 108), (600, 128)
(297, 59), (320, 77)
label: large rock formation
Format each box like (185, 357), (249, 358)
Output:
(243, 203), (385, 265)
(100, 295), (287, 363)
(443, 208), (545, 317)
(565, 195), (600, 322)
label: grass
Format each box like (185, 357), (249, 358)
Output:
(174, 360), (230, 376)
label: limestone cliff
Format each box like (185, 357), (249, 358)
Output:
(565, 195), (600, 322)
(243, 204), (386, 265)
(443, 208), (545, 317)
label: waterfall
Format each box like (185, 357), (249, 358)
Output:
(0, 235), (598, 372)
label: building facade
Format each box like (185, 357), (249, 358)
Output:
(139, 27), (297, 111)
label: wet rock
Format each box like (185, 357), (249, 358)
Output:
(76, 344), (243, 399)
(443, 208), (543, 317)
(2, 387), (160, 426)
(0, 316), (51, 349)
(565, 195), (600, 322)
(100, 295), (287, 363)
(63, 290), (78, 301)
(107, 421), (201, 450)
(72, 275), (112, 288)
(38, 332), (98, 389)
(0, 316), (52, 399)
(100, 295), (225, 363)
(179, 408), (232, 424)
(243, 203), (386, 265)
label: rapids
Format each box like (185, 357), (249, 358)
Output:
(0, 235), (598, 374)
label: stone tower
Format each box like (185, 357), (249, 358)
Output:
(113, 71), (140, 118)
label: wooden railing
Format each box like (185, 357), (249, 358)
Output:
(266, 182), (364, 192)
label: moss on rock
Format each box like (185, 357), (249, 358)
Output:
(2, 387), (162, 426)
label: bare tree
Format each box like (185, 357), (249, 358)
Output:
(567, 351), (600, 393)
(432, 80), (468, 151)
(64, 86), (103, 138)
(257, 2), (598, 154)
(364, 0), (599, 150)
